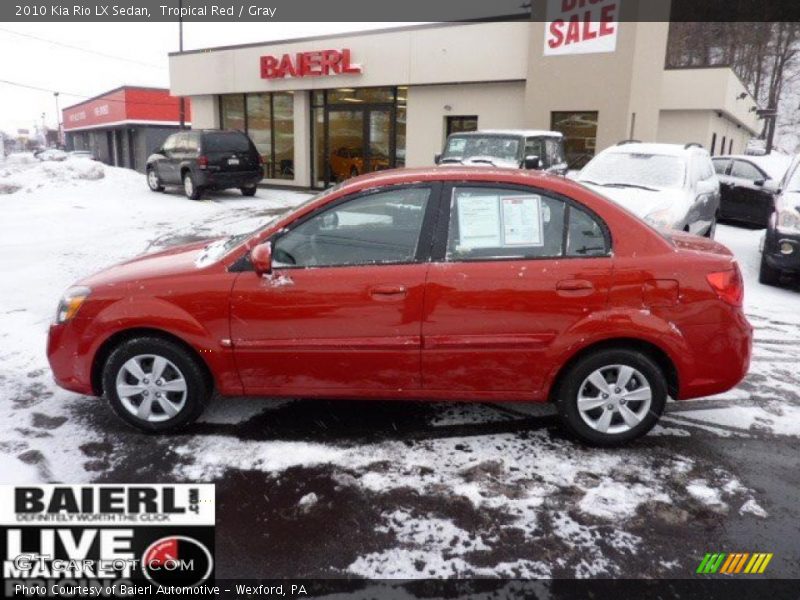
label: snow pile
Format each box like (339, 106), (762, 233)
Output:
(1, 156), (108, 194)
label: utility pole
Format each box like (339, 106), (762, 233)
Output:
(178, 0), (185, 129)
(53, 92), (61, 147)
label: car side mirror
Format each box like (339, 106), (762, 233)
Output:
(251, 243), (272, 276)
(524, 155), (541, 170)
(434, 153), (442, 165)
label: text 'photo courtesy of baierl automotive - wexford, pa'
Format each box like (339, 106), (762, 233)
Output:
(1, 1), (800, 599)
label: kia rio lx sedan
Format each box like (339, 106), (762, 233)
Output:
(47, 168), (752, 445)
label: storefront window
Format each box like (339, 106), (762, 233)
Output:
(327, 87), (395, 104)
(218, 92), (294, 180)
(550, 111), (599, 170)
(446, 115), (478, 137)
(220, 95), (245, 131)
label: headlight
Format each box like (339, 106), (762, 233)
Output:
(54, 286), (91, 324)
(644, 208), (674, 229)
(776, 209), (800, 234)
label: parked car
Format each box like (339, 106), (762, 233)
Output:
(146, 130), (263, 200)
(759, 153), (800, 285)
(712, 153), (791, 228)
(436, 130), (568, 175)
(35, 148), (68, 162)
(69, 150), (98, 161)
(578, 142), (720, 237)
(329, 145), (390, 182)
(47, 167), (752, 446)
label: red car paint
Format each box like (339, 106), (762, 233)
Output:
(47, 168), (752, 405)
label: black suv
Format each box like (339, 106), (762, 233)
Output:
(146, 130), (264, 200)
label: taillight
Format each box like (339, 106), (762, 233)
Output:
(706, 265), (743, 306)
(196, 155), (209, 168)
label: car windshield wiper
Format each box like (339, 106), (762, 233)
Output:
(467, 158), (498, 166)
(439, 157), (463, 164)
(596, 182), (658, 192)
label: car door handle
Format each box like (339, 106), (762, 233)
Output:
(556, 279), (594, 293)
(370, 285), (407, 299)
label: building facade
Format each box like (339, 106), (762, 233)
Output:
(62, 87), (191, 172)
(168, 17), (760, 190)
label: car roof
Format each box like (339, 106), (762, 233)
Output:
(602, 142), (706, 158)
(450, 129), (563, 139)
(713, 153), (792, 181)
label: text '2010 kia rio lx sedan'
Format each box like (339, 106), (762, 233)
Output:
(47, 168), (752, 445)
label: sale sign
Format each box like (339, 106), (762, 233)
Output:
(544, 0), (620, 56)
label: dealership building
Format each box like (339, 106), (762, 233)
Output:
(168, 17), (761, 189)
(62, 86), (191, 172)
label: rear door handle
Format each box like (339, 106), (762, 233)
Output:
(556, 279), (594, 293)
(370, 284), (407, 300)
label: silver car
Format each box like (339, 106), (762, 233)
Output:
(577, 141), (720, 238)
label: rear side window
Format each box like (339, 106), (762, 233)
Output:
(713, 158), (730, 175)
(731, 160), (764, 181)
(566, 206), (609, 256)
(203, 132), (252, 153)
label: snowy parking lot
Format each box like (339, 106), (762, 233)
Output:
(1, 156), (799, 578)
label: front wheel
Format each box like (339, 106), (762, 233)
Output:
(183, 172), (202, 200)
(103, 337), (211, 432)
(146, 167), (164, 192)
(556, 349), (667, 446)
(758, 251), (781, 286)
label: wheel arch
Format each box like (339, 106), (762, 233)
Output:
(91, 327), (214, 396)
(547, 337), (679, 402)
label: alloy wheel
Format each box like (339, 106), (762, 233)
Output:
(115, 354), (188, 422)
(576, 364), (652, 434)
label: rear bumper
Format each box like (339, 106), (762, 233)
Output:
(677, 310), (753, 399)
(195, 169), (263, 190)
(764, 227), (800, 272)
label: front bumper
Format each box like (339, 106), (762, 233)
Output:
(764, 227), (800, 273)
(195, 169), (264, 190)
(47, 321), (95, 395)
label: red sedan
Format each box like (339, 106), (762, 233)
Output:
(47, 168), (752, 445)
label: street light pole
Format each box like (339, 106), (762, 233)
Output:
(53, 92), (61, 147)
(178, 0), (185, 129)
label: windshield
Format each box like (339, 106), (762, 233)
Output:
(580, 152), (686, 189)
(441, 135), (521, 164)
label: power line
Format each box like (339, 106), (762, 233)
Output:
(0, 26), (167, 69)
(0, 78), (183, 108)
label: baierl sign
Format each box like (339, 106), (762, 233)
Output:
(544, 0), (620, 56)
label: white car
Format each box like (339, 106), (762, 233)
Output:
(577, 142), (720, 238)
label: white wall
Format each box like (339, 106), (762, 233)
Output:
(406, 82), (526, 168)
(657, 110), (755, 156)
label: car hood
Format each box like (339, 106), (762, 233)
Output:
(79, 238), (225, 288)
(776, 190), (800, 212)
(580, 183), (687, 219)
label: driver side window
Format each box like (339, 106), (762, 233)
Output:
(273, 187), (431, 268)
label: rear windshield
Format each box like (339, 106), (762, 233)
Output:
(203, 132), (252, 152)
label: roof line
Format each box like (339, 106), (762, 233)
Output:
(62, 86), (171, 111)
(168, 18), (528, 57)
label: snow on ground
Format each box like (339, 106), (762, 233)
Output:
(0, 154), (799, 578)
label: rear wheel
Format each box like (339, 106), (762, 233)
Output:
(183, 172), (202, 200)
(556, 349), (667, 446)
(146, 167), (164, 192)
(240, 185), (257, 197)
(758, 251), (781, 286)
(103, 337), (211, 432)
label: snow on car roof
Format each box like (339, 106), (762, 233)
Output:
(452, 129), (563, 138)
(602, 142), (705, 158)
(715, 153), (793, 182)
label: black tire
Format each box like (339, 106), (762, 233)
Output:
(183, 171), (202, 200)
(555, 348), (667, 446)
(102, 337), (211, 433)
(758, 251), (781, 286)
(146, 167), (164, 192)
(240, 185), (257, 197)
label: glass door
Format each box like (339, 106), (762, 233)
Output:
(327, 109), (365, 183)
(365, 109), (391, 175)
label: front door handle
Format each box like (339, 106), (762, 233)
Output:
(556, 279), (594, 294)
(370, 284), (407, 300)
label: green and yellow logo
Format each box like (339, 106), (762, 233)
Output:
(696, 552), (773, 574)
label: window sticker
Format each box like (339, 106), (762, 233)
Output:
(502, 195), (544, 247)
(456, 194), (502, 249)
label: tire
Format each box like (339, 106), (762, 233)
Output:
(758, 251), (781, 286)
(240, 185), (257, 197)
(183, 171), (202, 200)
(350, 167), (359, 178)
(146, 167), (164, 192)
(555, 349), (667, 446)
(102, 337), (211, 433)
(705, 213), (718, 239)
